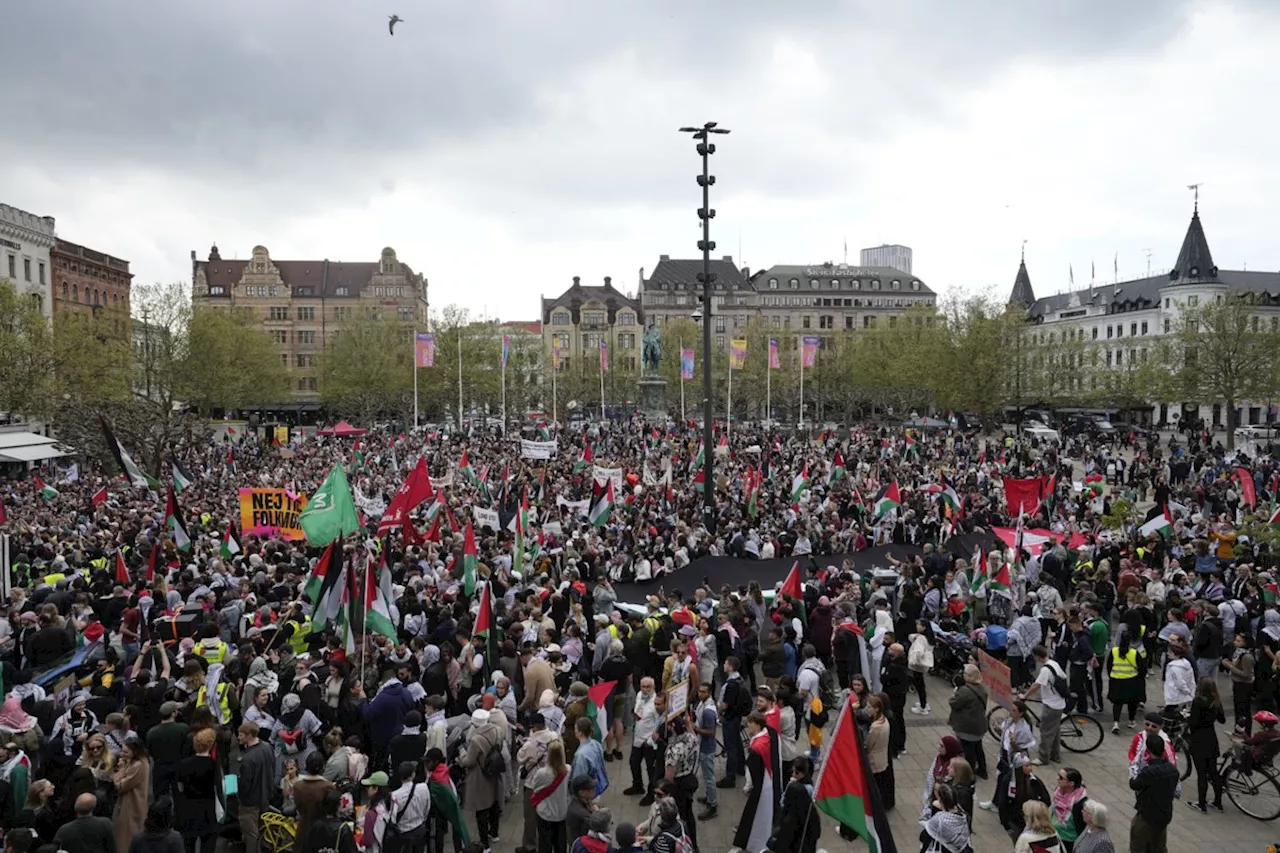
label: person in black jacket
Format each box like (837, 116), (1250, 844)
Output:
(772, 756), (821, 853)
(386, 711), (428, 773)
(1186, 677), (1226, 812)
(880, 642), (910, 757)
(717, 656), (751, 787)
(1130, 732), (1180, 853)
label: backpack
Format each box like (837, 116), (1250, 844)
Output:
(1043, 660), (1070, 700)
(659, 826), (694, 853)
(381, 783), (418, 853)
(277, 728), (308, 755)
(817, 666), (840, 711)
(730, 681), (753, 719)
(481, 743), (506, 778)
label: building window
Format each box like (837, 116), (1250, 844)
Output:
(911, 280), (921, 291)
(1188, 295), (1199, 307)
(802, 315), (811, 329)
(6, 255), (13, 278)
(297, 330), (316, 345)
(864, 316), (877, 327)
(38, 262), (45, 285)
(618, 332), (635, 349)
(209, 286), (226, 296)
(829, 279), (839, 290)
(1163, 319), (1171, 334)
(891, 280), (900, 290)
(789, 278), (798, 289)
(334, 306), (352, 321)
(61, 282), (68, 299)
(1091, 327), (1098, 340)
(618, 312), (635, 326)
(1106, 325), (1113, 339)
(297, 307), (315, 321)
(714, 316), (725, 333)
(269, 306), (289, 321)
(398, 308), (413, 322)
(715, 335), (725, 351)
(581, 310), (605, 326)
(23, 259), (31, 281)
(271, 330), (287, 344)
(332, 286), (348, 296)
(845, 316), (854, 329)
(552, 312), (570, 326)
(1140, 321), (1148, 335)
(1116, 325), (1122, 338)
(296, 354), (311, 368)
(281, 354), (289, 366)
(768, 278), (778, 289)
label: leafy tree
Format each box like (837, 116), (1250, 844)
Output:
(317, 310), (415, 423)
(1162, 292), (1280, 448)
(49, 308), (133, 405)
(180, 307), (290, 413)
(0, 279), (55, 417)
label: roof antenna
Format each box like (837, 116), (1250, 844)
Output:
(1144, 248), (1153, 277)
(1187, 182), (1202, 213)
(1021, 238), (1027, 263)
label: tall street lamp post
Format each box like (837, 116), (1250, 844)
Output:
(679, 121), (729, 533)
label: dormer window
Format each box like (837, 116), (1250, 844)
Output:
(809, 279), (819, 288)
(851, 279), (860, 290)
(768, 278), (778, 289)
(872, 279), (881, 290)
(335, 286), (349, 296)
(1189, 266), (1199, 277)
(911, 280), (921, 291)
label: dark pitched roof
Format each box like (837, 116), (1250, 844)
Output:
(751, 263), (932, 295)
(1170, 207), (1218, 283)
(1008, 259), (1035, 306)
(541, 277), (642, 325)
(199, 259), (390, 298)
(644, 256), (749, 290)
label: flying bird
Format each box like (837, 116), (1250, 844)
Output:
(388, 14), (403, 35)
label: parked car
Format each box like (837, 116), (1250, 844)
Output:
(1023, 420), (1060, 441)
(1237, 424), (1278, 440)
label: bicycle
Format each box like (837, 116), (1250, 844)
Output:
(986, 697), (1105, 754)
(1158, 706), (1194, 781)
(1211, 743), (1280, 821)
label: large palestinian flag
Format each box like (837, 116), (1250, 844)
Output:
(815, 699), (899, 853)
(872, 482), (901, 519)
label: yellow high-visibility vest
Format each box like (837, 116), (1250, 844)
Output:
(197, 682), (232, 725)
(1111, 647), (1139, 680)
(289, 619), (312, 656)
(197, 641), (229, 664)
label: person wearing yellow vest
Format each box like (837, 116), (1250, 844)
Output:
(197, 679), (234, 726)
(195, 626), (230, 665)
(1106, 631), (1146, 734)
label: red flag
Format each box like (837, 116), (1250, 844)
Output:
(1000, 475), (1044, 517)
(423, 514), (442, 543)
(91, 486), (108, 507)
(115, 551), (130, 584)
(0, 501), (6, 525)
(379, 457), (435, 534)
(472, 582), (493, 639)
(1234, 466), (1257, 507)
(146, 546), (158, 582)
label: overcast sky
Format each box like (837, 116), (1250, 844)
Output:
(3, 0), (1277, 320)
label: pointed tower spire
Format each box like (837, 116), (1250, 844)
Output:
(1169, 198), (1218, 283)
(1008, 242), (1036, 307)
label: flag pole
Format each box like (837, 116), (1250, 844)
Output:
(551, 347), (558, 427)
(799, 348), (805, 428)
(501, 344), (507, 436)
(599, 342), (606, 422)
(358, 548), (368, 689)
(726, 355), (733, 442)
(457, 326), (464, 433)
(413, 329), (419, 432)
(679, 338), (686, 424)
(766, 343), (772, 425)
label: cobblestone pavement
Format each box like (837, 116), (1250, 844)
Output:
(484, 670), (1280, 853)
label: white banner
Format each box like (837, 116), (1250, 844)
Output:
(593, 465), (624, 495)
(520, 439), (558, 460)
(557, 496), (590, 516)
(507, 507), (538, 532)
(473, 506), (500, 530)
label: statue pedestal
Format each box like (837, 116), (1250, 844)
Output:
(637, 376), (668, 421)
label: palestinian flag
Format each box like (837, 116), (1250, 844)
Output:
(351, 440), (366, 471)
(458, 451), (481, 488)
(1084, 472), (1105, 497)
(91, 486), (108, 507)
(98, 415), (160, 489)
(815, 700), (900, 853)
(717, 433), (729, 452)
(573, 444), (593, 475)
(791, 462), (809, 502)
(692, 469), (706, 494)
(472, 581), (497, 663)
(872, 482), (901, 519)
(1140, 503), (1174, 540)
(586, 681), (618, 743)
(165, 486), (191, 551)
(969, 548), (988, 596)
(589, 479), (614, 528)
(115, 550), (130, 584)
(170, 457), (195, 493)
(940, 473), (962, 516)
(988, 552), (1014, 600)
(34, 476), (58, 501)
(303, 540), (338, 608)
(362, 551), (398, 638)
(746, 469), (760, 518)
(462, 520), (479, 597)
(146, 545), (159, 582)
(220, 519), (242, 559)
(1270, 504), (1280, 530)
(826, 451), (847, 486)
(512, 490), (528, 576)
(904, 434), (917, 455)
(738, 730), (777, 852)
(427, 765), (471, 847)
(779, 561), (807, 623)
(537, 425), (551, 441)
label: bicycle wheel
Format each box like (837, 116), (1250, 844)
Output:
(987, 705), (1010, 740)
(1060, 713), (1104, 754)
(1225, 764), (1280, 821)
(1176, 739), (1193, 781)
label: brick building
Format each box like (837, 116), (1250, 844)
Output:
(191, 243), (428, 401)
(51, 238), (133, 337)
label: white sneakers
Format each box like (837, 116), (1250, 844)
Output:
(910, 703), (932, 715)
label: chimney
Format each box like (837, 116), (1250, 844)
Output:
(603, 276), (612, 287)
(659, 254), (670, 262)
(722, 255), (732, 263)
(42, 216), (56, 232)
(572, 276), (580, 286)
(742, 266), (750, 278)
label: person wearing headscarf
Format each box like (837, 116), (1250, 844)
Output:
(920, 782), (972, 853)
(459, 707), (505, 851)
(772, 755), (821, 853)
(0, 695), (42, 756)
(0, 740), (31, 822)
(242, 654), (279, 708)
(271, 693), (322, 777)
(51, 691), (98, 760)
(867, 604), (893, 695)
(921, 735), (964, 817)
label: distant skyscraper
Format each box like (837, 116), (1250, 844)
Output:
(860, 244), (912, 273)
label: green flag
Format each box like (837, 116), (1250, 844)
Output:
(299, 465), (362, 546)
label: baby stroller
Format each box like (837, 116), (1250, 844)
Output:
(930, 620), (974, 683)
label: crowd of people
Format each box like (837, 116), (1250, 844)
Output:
(0, 415), (1277, 853)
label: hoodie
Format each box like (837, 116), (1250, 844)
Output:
(358, 679), (416, 747)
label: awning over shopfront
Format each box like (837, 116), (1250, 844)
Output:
(0, 431), (70, 463)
